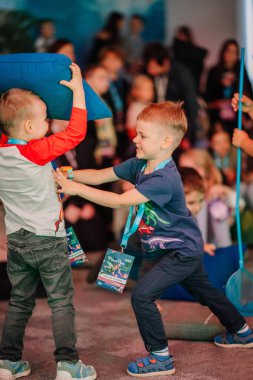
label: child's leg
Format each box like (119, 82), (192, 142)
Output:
(131, 252), (201, 352)
(128, 252), (203, 377)
(0, 230), (40, 362)
(37, 236), (79, 363)
(180, 259), (246, 333)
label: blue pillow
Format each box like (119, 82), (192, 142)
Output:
(0, 53), (112, 121)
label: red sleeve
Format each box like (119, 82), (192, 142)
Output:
(18, 107), (87, 166)
(0, 134), (8, 144)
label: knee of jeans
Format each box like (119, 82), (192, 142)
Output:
(10, 296), (36, 312)
(131, 286), (149, 307)
(51, 303), (75, 315)
(48, 294), (74, 311)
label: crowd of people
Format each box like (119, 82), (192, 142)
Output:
(0, 10), (253, 380)
(30, 13), (253, 254)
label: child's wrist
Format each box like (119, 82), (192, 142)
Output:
(241, 136), (250, 150)
(60, 166), (74, 180)
(248, 108), (253, 119)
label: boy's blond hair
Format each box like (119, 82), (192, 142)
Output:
(0, 89), (41, 135)
(137, 101), (187, 149)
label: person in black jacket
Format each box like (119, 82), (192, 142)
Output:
(172, 25), (208, 93)
(143, 42), (199, 146)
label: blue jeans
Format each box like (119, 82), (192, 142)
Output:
(131, 251), (246, 352)
(0, 229), (79, 363)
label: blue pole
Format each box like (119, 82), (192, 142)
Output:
(236, 47), (245, 268)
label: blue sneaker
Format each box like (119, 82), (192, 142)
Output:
(55, 360), (97, 380)
(127, 354), (175, 377)
(214, 329), (253, 348)
(0, 359), (31, 379)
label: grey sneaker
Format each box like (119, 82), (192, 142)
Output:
(55, 360), (97, 380)
(0, 359), (31, 379)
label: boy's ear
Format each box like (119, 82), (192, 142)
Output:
(162, 136), (173, 149)
(24, 119), (33, 135)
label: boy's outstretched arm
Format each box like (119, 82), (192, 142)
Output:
(54, 169), (148, 208)
(73, 167), (118, 185)
(233, 129), (253, 157)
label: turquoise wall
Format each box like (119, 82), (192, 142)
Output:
(0, 0), (165, 64)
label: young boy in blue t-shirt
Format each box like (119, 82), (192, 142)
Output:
(55, 101), (253, 377)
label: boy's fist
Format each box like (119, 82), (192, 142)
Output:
(232, 128), (249, 148)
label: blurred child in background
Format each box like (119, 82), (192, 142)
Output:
(126, 75), (154, 140)
(179, 167), (216, 256)
(179, 149), (236, 247)
(209, 129), (237, 186)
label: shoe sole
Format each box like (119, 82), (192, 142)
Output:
(214, 341), (253, 348)
(0, 368), (31, 380)
(55, 372), (97, 380)
(127, 368), (176, 377)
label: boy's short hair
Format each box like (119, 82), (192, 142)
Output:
(98, 45), (125, 62)
(143, 42), (171, 66)
(0, 89), (40, 135)
(137, 101), (187, 149)
(85, 64), (107, 78)
(179, 167), (205, 195)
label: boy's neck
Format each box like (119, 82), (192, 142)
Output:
(9, 134), (29, 143)
(145, 155), (172, 174)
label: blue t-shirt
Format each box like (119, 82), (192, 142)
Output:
(114, 157), (204, 258)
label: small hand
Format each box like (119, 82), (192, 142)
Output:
(204, 243), (216, 256)
(54, 168), (80, 196)
(60, 63), (83, 92)
(231, 93), (253, 113)
(232, 128), (249, 148)
(207, 184), (229, 201)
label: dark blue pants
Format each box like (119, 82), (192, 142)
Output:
(0, 229), (79, 363)
(131, 251), (246, 352)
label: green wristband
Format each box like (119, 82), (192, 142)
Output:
(67, 168), (74, 180)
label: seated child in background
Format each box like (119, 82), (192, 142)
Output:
(209, 129), (237, 186)
(179, 167), (216, 256)
(55, 101), (253, 378)
(0, 63), (96, 380)
(178, 148), (243, 247)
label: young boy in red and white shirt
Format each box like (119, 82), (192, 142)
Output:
(0, 63), (97, 380)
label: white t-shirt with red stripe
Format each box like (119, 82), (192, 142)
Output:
(0, 107), (87, 237)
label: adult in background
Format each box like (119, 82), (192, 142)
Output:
(88, 11), (125, 64)
(143, 42), (199, 146)
(34, 19), (56, 52)
(99, 45), (130, 160)
(205, 39), (253, 137)
(172, 25), (208, 93)
(124, 14), (145, 75)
